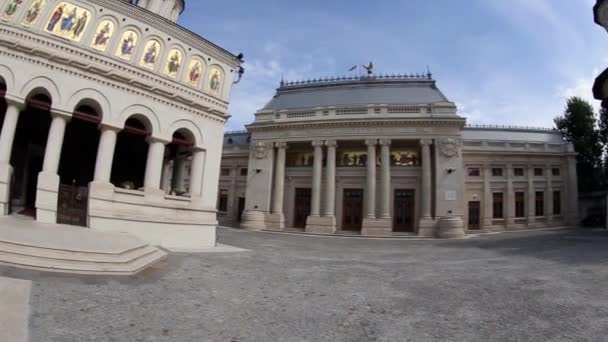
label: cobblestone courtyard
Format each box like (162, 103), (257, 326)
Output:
(2, 227), (608, 341)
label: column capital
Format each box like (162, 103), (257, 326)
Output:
(420, 139), (433, 146)
(50, 109), (72, 121)
(379, 139), (392, 146)
(99, 123), (123, 132)
(5, 98), (25, 110)
(365, 139), (378, 146)
(312, 140), (324, 147)
(274, 141), (288, 149)
(325, 140), (338, 148)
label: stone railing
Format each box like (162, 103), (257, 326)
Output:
(465, 124), (557, 133)
(280, 73), (433, 88)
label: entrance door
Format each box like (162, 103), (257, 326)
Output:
(57, 183), (88, 227)
(293, 188), (311, 228)
(394, 189), (415, 232)
(237, 197), (245, 222)
(342, 189), (363, 231)
(468, 201), (481, 230)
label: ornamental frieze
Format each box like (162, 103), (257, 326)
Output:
(438, 138), (461, 158)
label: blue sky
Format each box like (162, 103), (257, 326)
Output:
(179, 0), (608, 131)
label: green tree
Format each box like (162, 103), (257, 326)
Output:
(554, 97), (603, 192)
(599, 99), (608, 186)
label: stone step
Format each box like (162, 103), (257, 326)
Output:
(0, 248), (167, 275)
(0, 240), (156, 263)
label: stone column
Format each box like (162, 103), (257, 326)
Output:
(36, 111), (70, 224)
(324, 140), (337, 218)
(270, 142), (287, 230)
(0, 102), (22, 165)
(506, 164), (515, 226)
(41, 112), (69, 174)
(0, 101), (23, 215)
(482, 164), (493, 228)
(93, 126), (119, 183)
(365, 139), (377, 219)
(309, 140), (324, 217)
(172, 147), (187, 194)
(160, 160), (172, 193)
(189, 148), (206, 198)
(379, 139), (392, 219)
(418, 139), (435, 237)
(527, 165), (536, 226)
(144, 137), (167, 196)
(566, 146), (579, 225)
(545, 164), (553, 225)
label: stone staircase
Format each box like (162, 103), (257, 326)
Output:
(0, 216), (168, 276)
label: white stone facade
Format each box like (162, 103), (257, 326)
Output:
(218, 75), (578, 237)
(0, 0), (241, 249)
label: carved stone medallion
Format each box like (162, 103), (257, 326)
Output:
(253, 141), (270, 159)
(438, 138), (461, 158)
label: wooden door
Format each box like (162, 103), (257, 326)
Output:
(237, 197), (245, 222)
(293, 188), (311, 228)
(394, 189), (415, 232)
(342, 189), (363, 231)
(57, 184), (88, 227)
(468, 201), (481, 230)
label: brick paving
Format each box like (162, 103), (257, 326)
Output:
(5, 227), (608, 341)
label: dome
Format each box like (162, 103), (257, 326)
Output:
(129, 0), (185, 22)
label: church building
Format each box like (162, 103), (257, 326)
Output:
(0, 0), (242, 249)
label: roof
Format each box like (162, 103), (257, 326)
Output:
(463, 125), (565, 144)
(262, 74), (450, 111)
(223, 131), (250, 146)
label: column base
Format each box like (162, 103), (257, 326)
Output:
(417, 217), (437, 237)
(0, 163), (13, 216)
(89, 181), (115, 200)
(361, 218), (392, 236)
(240, 210), (268, 231)
(267, 212), (285, 231)
(35, 171), (60, 224)
(144, 188), (166, 204)
(305, 215), (337, 234)
(438, 216), (466, 239)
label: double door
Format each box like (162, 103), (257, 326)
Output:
(342, 189), (363, 231)
(293, 188), (311, 228)
(394, 189), (415, 232)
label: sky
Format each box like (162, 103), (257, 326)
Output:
(179, 0), (608, 131)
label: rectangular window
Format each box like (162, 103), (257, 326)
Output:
(534, 168), (543, 176)
(515, 192), (525, 218)
(218, 190), (228, 212)
(553, 191), (562, 215)
(468, 168), (481, 177)
(535, 191), (544, 217)
(514, 168), (525, 177)
(552, 168), (561, 177)
(240, 168), (248, 176)
(220, 168), (230, 176)
(492, 168), (503, 177)
(492, 192), (504, 219)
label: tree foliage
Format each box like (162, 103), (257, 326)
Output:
(554, 97), (603, 192)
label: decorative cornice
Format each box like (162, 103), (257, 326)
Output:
(0, 27), (228, 123)
(311, 140), (325, 147)
(280, 73), (433, 89)
(247, 117), (466, 132)
(365, 139), (378, 146)
(325, 140), (338, 148)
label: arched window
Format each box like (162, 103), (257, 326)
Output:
(162, 129), (195, 196)
(111, 117), (150, 190)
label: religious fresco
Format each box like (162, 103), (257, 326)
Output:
(2, 0), (23, 21)
(44, 2), (91, 42)
(140, 39), (161, 70)
(338, 151), (370, 167)
(114, 29), (138, 60)
(185, 59), (203, 87)
(208, 67), (223, 94)
(21, 0), (46, 27)
(163, 48), (182, 78)
(391, 150), (419, 166)
(90, 19), (114, 52)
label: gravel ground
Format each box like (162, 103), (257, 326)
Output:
(3, 227), (608, 342)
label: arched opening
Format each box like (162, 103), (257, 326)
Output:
(0, 82), (7, 134)
(163, 129), (195, 196)
(56, 103), (102, 226)
(111, 116), (150, 190)
(10, 92), (53, 216)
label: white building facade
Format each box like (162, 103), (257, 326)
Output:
(0, 0), (241, 249)
(218, 75), (579, 237)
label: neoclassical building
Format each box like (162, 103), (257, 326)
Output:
(218, 74), (579, 237)
(0, 0), (242, 248)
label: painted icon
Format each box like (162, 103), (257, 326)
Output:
(45, 2), (91, 42)
(163, 49), (182, 78)
(115, 30), (138, 60)
(3, 0), (23, 21)
(140, 39), (161, 69)
(21, 0), (46, 26)
(185, 59), (203, 87)
(208, 67), (223, 94)
(90, 20), (114, 51)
